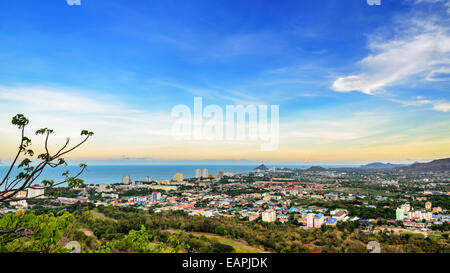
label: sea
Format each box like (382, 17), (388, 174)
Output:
(0, 164), (356, 185)
(0, 165), (268, 185)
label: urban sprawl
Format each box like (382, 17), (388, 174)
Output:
(3, 164), (449, 234)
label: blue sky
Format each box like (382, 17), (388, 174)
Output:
(0, 0), (449, 165)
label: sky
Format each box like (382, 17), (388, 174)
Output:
(0, 0), (449, 165)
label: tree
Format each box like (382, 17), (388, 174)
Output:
(0, 114), (93, 203)
(214, 225), (228, 236)
(0, 114), (93, 245)
(0, 210), (77, 253)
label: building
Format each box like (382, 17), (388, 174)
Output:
(101, 193), (118, 199)
(173, 173), (183, 182)
(326, 218), (337, 226)
(195, 169), (201, 179)
(306, 213), (315, 228)
(433, 207), (442, 213)
(152, 192), (162, 201)
(13, 190), (27, 199)
(248, 212), (260, 221)
(400, 203), (411, 213)
(407, 210), (432, 221)
(218, 171), (225, 178)
(27, 184), (45, 199)
(396, 208), (404, 220)
(122, 176), (132, 184)
(331, 210), (347, 221)
(97, 184), (112, 193)
(56, 197), (79, 205)
(202, 168), (208, 178)
(262, 209), (276, 223)
(9, 199), (27, 209)
(201, 210), (213, 217)
(425, 201), (432, 210)
(297, 217), (307, 225)
(278, 215), (288, 224)
(404, 221), (426, 228)
(145, 176), (151, 182)
(313, 213), (324, 228)
(149, 185), (177, 191)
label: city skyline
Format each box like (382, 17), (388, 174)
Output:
(0, 0), (449, 165)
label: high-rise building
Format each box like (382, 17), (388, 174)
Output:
(262, 209), (276, 222)
(173, 173), (183, 182)
(218, 171), (224, 178)
(313, 213), (324, 228)
(396, 208), (404, 220)
(122, 176), (132, 184)
(145, 176), (151, 182)
(195, 169), (201, 178)
(306, 213), (315, 228)
(202, 168), (208, 178)
(152, 192), (161, 201)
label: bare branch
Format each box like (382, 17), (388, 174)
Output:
(0, 126), (25, 189)
(0, 115), (92, 204)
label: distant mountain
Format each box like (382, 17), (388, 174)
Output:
(395, 158), (450, 172)
(306, 166), (327, 172)
(254, 164), (269, 171)
(360, 162), (409, 169)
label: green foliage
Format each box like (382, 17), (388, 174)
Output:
(214, 225), (228, 236)
(11, 114), (29, 129)
(0, 210), (77, 253)
(121, 225), (155, 253)
(88, 206), (449, 253)
(81, 130), (94, 136)
(211, 242), (234, 253)
(1, 114), (92, 204)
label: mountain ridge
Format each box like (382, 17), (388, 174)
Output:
(360, 162), (409, 169)
(395, 158), (450, 172)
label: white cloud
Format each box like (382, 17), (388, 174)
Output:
(0, 86), (176, 157)
(426, 67), (450, 81)
(331, 17), (450, 94)
(432, 101), (450, 112)
(413, 0), (450, 13)
(393, 97), (450, 112)
(0, 86), (111, 113)
(280, 112), (389, 144)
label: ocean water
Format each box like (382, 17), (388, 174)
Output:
(0, 165), (259, 185)
(0, 164), (358, 185)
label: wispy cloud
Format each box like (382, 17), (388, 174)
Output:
(0, 86), (111, 113)
(280, 111), (390, 144)
(412, 0), (450, 13)
(0, 85), (176, 158)
(331, 16), (450, 95)
(392, 96), (450, 112)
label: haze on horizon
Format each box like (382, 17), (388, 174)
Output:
(0, 0), (449, 166)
